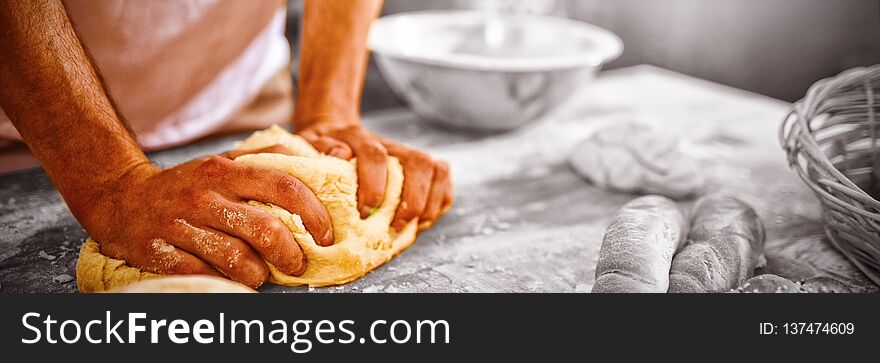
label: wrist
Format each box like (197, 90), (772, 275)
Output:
(65, 158), (158, 236)
(293, 112), (359, 131)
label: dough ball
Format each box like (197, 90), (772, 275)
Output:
(569, 122), (704, 199)
(109, 275), (255, 293)
(77, 126), (429, 292)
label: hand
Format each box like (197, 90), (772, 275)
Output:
(84, 146), (334, 288)
(298, 122), (454, 230)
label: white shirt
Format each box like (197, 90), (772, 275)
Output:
(0, 0), (290, 150)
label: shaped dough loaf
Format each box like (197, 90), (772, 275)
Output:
(77, 126), (421, 292)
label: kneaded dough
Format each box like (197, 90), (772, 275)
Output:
(569, 121), (704, 199)
(77, 238), (160, 292)
(77, 125), (423, 292)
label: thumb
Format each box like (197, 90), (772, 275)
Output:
(302, 133), (353, 160)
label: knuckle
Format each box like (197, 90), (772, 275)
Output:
(298, 128), (318, 139)
(266, 218), (290, 241)
(397, 201), (419, 219)
(339, 125), (360, 134)
(229, 255), (268, 287)
(255, 216), (290, 248)
(361, 140), (387, 159)
(416, 152), (433, 165)
(196, 156), (232, 177)
(184, 191), (214, 210)
(159, 217), (182, 232)
(274, 175), (305, 194)
(434, 160), (450, 175)
(406, 151), (432, 168)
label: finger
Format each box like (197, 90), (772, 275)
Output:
(420, 161), (453, 228)
(298, 130), (353, 159)
(297, 128), (319, 140)
(102, 238), (222, 277)
(170, 219), (269, 288)
(310, 136), (353, 159)
(225, 166), (335, 247)
(390, 152), (434, 231)
(332, 130), (388, 218)
(221, 144), (293, 159)
(199, 197), (308, 276)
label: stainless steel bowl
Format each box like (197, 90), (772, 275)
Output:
(368, 10), (623, 131)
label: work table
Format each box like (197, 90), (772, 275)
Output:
(1, 65), (876, 293)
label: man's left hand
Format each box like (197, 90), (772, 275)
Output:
(298, 122), (453, 230)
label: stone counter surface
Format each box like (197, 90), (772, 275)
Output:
(1, 65), (876, 293)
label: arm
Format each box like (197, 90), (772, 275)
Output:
(0, 0), (148, 214)
(294, 0), (453, 228)
(0, 0), (332, 288)
(293, 0), (381, 131)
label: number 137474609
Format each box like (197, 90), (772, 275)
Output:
(759, 322), (855, 335)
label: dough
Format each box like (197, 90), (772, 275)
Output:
(77, 126), (423, 292)
(110, 276), (255, 293)
(77, 238), (160, 292)
(569, 122), (704, 199)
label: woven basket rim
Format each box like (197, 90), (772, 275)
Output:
(782, 65), (880, 200)
(780, 64), (880, 285)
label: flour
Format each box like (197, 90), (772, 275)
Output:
(379, 224), (603, 292)
(383, 285), (407, 293)
(431, 114), (606, 187)
(360, 285), (383, 293)
(38, 250), (56, 261)
(0, 201), (68, 263)
(149, 238), (181, 272)
(52, 274), (74, 283)
(174, 218), (239, 267)
(574, 283), (592, 293)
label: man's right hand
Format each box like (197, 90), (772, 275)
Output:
(1, 2), (335, 289)
(84, 147), (334, 289)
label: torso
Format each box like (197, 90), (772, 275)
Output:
(0, 0), (292, 156)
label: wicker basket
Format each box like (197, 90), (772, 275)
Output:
(780, 64), (880, 285)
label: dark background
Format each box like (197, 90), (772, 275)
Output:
(1, 294), (877, 360)
(288, 0), (880, 111)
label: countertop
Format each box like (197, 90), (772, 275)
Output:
(1, 65), (876, 293)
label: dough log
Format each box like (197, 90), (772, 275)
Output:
(592, 195), (687, 293)
(668, 195), (765, 293)
(77, 126), (437, 292)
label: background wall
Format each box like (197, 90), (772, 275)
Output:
(566, 0), (880, 102)
(289, 0), (880, 110)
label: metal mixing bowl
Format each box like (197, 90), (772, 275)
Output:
(368, 10), (623, 131)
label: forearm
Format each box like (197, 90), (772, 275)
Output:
(0, 1), (152, 221)
(293, 0), (383, 130)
